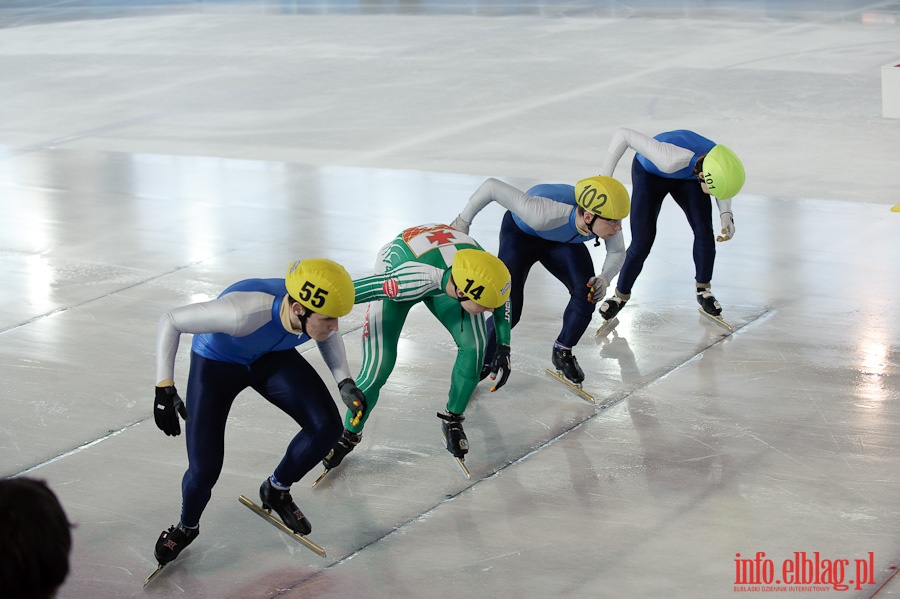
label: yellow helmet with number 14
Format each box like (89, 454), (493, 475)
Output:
(451, 249), (511, 310)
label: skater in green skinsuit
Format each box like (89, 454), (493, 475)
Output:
(320, 223), (512, 476)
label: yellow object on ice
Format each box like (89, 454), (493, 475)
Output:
(891, 203), (900, 212)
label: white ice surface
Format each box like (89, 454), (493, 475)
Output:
(1, 2), (899, 598)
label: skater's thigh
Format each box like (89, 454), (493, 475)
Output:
(499, 212), (547, 281)
(357, 299), (414, 391)
(629, 160), (671, 243)
(185, 354), (246, 446)
(670, 182), (714, 239)
(249, 350), (338, 431)
(540, 243), (593, 295)
(425, 295), (489, 366)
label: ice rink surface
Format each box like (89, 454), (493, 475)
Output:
(1, 1), (899, 597)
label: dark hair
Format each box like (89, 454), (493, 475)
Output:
(693, 155), (706, 176)
(0, 477), (73, 599)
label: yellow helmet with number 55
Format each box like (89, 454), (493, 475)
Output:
(285, 258), (355, 318)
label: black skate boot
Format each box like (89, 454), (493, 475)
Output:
(259, 479), (312, 536)
(154, 523), (199, 564)
(551, 346), (585, 385)
(599, 293), (628, 320)
(321, 429), (362, 470)
(437, 411), (468, 458)
(696, 286), (722, 316)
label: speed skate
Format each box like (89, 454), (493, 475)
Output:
(143, 563), (166, 588)
(238, 495), (326, 557)
(595, 316), (619, 337)
(440, 434), (472, 479)
(545, 368), (596, 404)
(698, 308), (733, 332)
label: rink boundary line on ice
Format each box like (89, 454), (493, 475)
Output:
(14, 421), (144, 477)
(8, 319), (368, 479)
(265, 307), (775, 597)
(0, 259), (212, 337)
(5, 256), (360, 478)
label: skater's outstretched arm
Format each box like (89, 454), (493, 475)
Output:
(353, 262), (445, 304)
(599, 128), (695, 177)
(153, 291), (273, 436)
(450, 178), (572, 234)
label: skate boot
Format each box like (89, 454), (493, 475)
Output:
(259, 478), (312, 536)
(154, 523), (199, 564)
(437, 411), (468, 458)
(696, 286), (722, 316)
(321, 429), (362, 470)
(598, 293), (628, 320)
(551, 346), (585, 385)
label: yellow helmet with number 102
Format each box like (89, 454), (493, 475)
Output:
(574, 176), (630, 220)
(451, 249), (511, 309)
(285, 258), (355, 318)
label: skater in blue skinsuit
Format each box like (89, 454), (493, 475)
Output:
(150, 259), (364, 566)
(449, 175), (630, 386)
(594, 128), (746, 322)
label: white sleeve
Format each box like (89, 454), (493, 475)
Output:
(459, 178), (571, 231)
(600, 128), (696, 177)
(715, 198), (733, 215)
(598, 231), (627, 282)
(155, 292), (273, 385)
(316, 330), (352, 383)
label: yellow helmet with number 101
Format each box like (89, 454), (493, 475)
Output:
(285, 258), (355, 318)
(451, 249), (511, 309)
(702, 144), (745, 200)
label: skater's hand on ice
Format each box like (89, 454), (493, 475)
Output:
(489, 344), (512, 392)
(716, 212), (735, 242)
(154, 385), (188, 436)
(339, 378), (368, 427)
(449, 215), (471, 235)
(586, 275), (610, 303)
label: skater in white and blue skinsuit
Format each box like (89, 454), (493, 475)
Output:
(150, 259), (364, 566)
(449, 175), (630, 385)
(595, 128), (746, 322)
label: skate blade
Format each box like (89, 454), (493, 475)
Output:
(441, 434), (472, 479)
(143, 563), (166, 588)
(698, 308), (733, 331)
(595, 317), (619, 337)
(545, 369), (596, 404)
(454, 456), (471, 479)
(238, 495), (327, 557)
(310, 467), (330, 488)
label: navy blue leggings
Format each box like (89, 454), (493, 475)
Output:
(616, 159), (716, 294)
(485, 210), (595, 361)
(180, 350), (342, 528)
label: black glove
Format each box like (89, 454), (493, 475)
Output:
(488, 344), (511, 391)
(154, 385), (188, 436)
(338, 378), (368, 427)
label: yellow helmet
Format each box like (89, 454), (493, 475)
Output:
(285, 258), (355, 318)
(574, 176), (630, 220)
(702, 144), (745, 200)
(451, 249), (511, 309)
